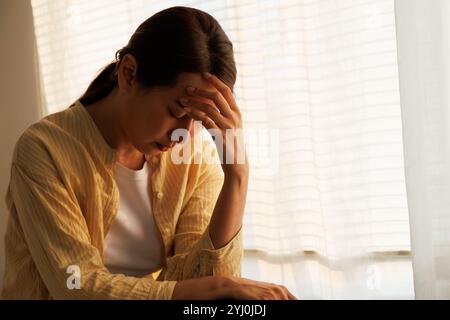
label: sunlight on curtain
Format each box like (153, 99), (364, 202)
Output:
(31, 0), (414, 299)
(396, 0), (450, 299)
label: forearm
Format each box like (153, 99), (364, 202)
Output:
(208, 163), (249, 249)
(171, 275), (230, 300)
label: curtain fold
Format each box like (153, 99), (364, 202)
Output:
(395, 0), (450, 299)
(30, 0), (415, 299)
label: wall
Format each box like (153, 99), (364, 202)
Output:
(0, 0), (43, 291)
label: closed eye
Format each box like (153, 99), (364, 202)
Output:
(168, 102), (189, 119)
(176, 101), (185, 109)
(168, 107), (177, 118)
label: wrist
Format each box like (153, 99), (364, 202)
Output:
(203, 275), (236, 300)
(172, 276), (226, 300)
(214, 275), (238, 299)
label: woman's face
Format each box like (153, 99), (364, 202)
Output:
(118, 55), (216, 156)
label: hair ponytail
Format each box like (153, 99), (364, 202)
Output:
(78, 61), (118, 106)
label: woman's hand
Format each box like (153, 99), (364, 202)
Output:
(179, 72), (248, 177)
(172, 275), (298, 300)
(220, 276), (298, 300)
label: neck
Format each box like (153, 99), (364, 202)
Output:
(84, 90), (145, 170)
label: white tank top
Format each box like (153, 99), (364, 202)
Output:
(103, 161), (164, 277)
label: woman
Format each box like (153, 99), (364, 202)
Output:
(2, 6), (296, 300)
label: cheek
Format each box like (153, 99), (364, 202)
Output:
(125, 107), (172, 142)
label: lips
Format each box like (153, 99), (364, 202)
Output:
(155, 142), (174, 151)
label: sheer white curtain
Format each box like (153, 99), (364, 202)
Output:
(31, 0), (414, 299)
(396, 0), (450, 299)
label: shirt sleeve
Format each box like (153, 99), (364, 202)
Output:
(157, 143), (244, 281)
(9, 162), (177, 299)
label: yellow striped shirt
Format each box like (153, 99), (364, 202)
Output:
(1, 101), (243, 300)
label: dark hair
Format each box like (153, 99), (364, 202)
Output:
(78, 6), (237, 106)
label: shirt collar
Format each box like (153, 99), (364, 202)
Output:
(70, 100), (117, 167)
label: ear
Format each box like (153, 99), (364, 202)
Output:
(117, 53), (138, 92)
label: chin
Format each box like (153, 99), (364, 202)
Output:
(144, 144), (162, 155)
(133, 142), (158, 156)
(137, 142), (171, 156)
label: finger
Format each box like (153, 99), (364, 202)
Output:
(185, 86), (232, 117)
(202, 72), (240, 112)
(275, 286), (290, 300)
(279, 285), (296, 300)
(285, 289), (297, 300)
(184, 106), (218, 131)
(289, 292), (298, 300)
(180, 98), (228, 128)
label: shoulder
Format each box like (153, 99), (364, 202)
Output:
(12, 107), (89, 175)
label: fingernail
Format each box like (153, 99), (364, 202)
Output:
(180, 98), (189, 105)
(203, 72), (212, 79)
(186, 86), (195, 94)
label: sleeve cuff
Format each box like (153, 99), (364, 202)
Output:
(204, 224), (243, 253)
(148, 279), (178, 300)
(199, 225), (243, 273)
(179, 225), (244, 279)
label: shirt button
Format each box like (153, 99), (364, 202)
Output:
(156, 192), (164, 200)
